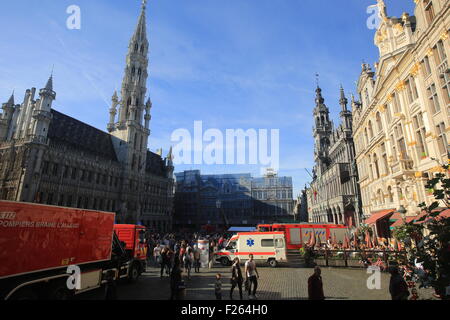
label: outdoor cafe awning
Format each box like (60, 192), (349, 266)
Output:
(390, 216), (416, 228)
(414, 208), (450, 224)
(365, 209), (395, 225)
(390, 209), (450, 227)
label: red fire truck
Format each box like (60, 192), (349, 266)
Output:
(257, 223), (349, 250)
(0, 201), (147, 300)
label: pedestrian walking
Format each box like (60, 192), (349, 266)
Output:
(170, 261), (184, 300)
(153, 244), (161, 267)
(160, 247), (171, 278)
(208, 242), (215, 269)
(194, 245), (201, 273)
(215, 274), (222, 300)
(230, 258), (243, 300)
(389, 266), (410, 300)
(308, 266), (325, 300)
(184, 245), (193, 280)
(104, 270), (118, 300)
(244, 254), (259, 300)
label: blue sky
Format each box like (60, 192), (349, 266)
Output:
(0, 0), (415, 196)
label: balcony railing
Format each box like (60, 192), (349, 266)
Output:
(437, 59), (448, 75)
(0, 135), (49, 148)
(390, 158), (414, 177)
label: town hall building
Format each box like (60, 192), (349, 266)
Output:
(0, 2), (174, 231)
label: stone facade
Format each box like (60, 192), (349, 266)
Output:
(306, 85), (362, 228)
(251, 169), (294, 222)
(352, 0), (449, 228)
(174, 170), (294, 229)
(0, 2), (174, 232)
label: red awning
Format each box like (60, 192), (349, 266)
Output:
(365, 209), (395, 225)
(390, 216), (416, 228)
(414, 208), (450, 224)
(439, 209), (450, 218)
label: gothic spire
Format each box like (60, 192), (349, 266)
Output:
(45, 74), (53, 91)
(315, 86), (325, 106)
(131, 0), (148, 44)
(6, 91), (14, 106)
(117, 1), (150, 125)
(339, 85), (348, 111)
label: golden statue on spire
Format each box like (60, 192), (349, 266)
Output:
(377, 0), (387, 19)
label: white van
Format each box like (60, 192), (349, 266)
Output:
(215, 232), (287, 267)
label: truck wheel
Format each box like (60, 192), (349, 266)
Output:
(220, 257), (230, 267)
(9, 288), (38, 301)
(49, 283), (73, 300)
(129, 263), (140, 282)
(268, 259), (278, 268)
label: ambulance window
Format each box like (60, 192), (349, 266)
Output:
(227, 241), (237, 249)
(261, 239), (274, 247)
(275, 238), (284, 248)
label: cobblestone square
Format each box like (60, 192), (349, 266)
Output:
(77, 264), (435, 300)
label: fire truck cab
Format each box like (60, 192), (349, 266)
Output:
(113, 224), (148, 282)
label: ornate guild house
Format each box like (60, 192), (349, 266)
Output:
(306, 85), (362, 228)
(352, 0), (449, 238)
(0, 2), (174, 231)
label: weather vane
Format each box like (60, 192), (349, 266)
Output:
(315, 73), (320, 87)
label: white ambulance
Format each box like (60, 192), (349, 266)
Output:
(215, 232), (287, 267)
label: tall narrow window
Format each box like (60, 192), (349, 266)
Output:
(385, 103), (392, 123)
(435, 40), (447, 65)
(395, 124), (408, 159)
(376, 112), (383, 132)
(406, 77), (419, 103)
(427, 83), (441, 114)
(424, 0), (435, 26)
(373, 153), (380, 179)
(381, 143), (389, 175)
(413, 113), (428, 159)
(422, 56), (432, 76)
(392, 92), (401, 113)
(436, 122), (448, 155)
(368, 121), (374, 139)
(439, 67), (450, 105)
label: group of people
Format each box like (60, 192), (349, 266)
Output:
(144, 232), (233, 300)
(214, 254), (259, 300)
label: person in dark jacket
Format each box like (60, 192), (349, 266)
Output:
(104, 270), (118, 300)
(230, 257), (244, 300)
(170, 259), (183, 300)
(308, 266), (325, 300)
(389, 266), (410, 300)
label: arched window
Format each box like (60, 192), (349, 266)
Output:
(373, 153), (380, 179)
(140, 45), (145, 54)
(138, 68), (142, 82)
(368, 121), (374, 139)
(134, 43), (138, 52)
(387, 186), (394, 203)
(377, 189), (384, 205)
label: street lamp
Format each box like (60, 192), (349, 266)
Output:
(216, 200), (222, 231)
(398, 205), (407, 223)
(397, 205), (411, 248)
